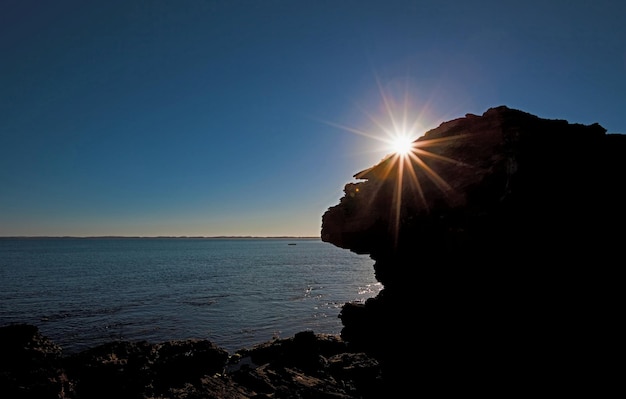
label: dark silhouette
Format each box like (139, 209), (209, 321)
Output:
(322, 105), (625, 395)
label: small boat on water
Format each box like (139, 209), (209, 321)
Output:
(288, 243), (297, 245)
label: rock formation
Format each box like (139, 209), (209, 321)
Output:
(322, 105), (625, 394)
(0, 324), (384, 398)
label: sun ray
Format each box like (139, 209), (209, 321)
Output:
(413, 133), (472, 148)
(408, 151), (454, 193)
(392, 155), (405, 246)
(376, 75), (402, 138)
(320, 80), (476, 249)
(320, 120), (385, 142)
(413, 147), (472, 168)
(404, 157), (428, 211)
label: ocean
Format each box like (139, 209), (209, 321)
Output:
(0, 237), (380, 354)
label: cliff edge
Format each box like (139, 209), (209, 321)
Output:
(322, 105), (625, 393)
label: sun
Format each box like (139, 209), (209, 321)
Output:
(318, 75), (472, 248)
(389, 134), (415, 156)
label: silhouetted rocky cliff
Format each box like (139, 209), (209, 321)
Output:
(322, 105), (625, 394)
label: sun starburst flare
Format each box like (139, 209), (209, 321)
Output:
(389, 135), (414, 156)
(322, 81), (473, 247)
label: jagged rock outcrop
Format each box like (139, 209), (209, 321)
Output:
(0, 324), (66, 399)
(321, 106), (625, 393)
(0, 324), (384, 398)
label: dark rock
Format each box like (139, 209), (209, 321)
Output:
(0, 324), (383, 398)
(0, 323), (66, 399)
(64, 340), (154, 398)
(229, 332), (383, 398)
(152, 340), (229, 388)
(322, 105), (625, 394)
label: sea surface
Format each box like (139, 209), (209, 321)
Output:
(0, 237), (380, 354)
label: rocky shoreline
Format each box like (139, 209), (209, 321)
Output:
(1, 323), (388, 398)
(4, 106), (623, 397)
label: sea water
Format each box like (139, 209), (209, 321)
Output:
(0, 237), (380, 354)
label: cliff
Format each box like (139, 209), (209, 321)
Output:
(322, 105), (625, 394)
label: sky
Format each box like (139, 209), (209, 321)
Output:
(1, 0), (625, 237)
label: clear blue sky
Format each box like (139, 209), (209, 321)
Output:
(1, 0), (624, 237)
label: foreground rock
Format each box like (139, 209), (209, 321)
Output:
(0, 323), (383, 398)
(322, 105), (625, 394)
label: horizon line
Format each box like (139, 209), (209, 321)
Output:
(0, 235), (322, 239)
